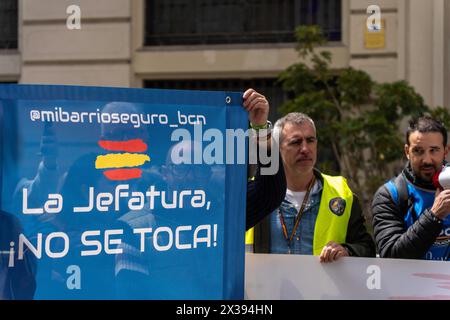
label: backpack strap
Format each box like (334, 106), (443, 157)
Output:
(385, 173), (417, 220)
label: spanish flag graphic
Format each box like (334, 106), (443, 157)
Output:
(95, 139), (150, 180)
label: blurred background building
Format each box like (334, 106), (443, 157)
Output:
(0, 0), (449, 119)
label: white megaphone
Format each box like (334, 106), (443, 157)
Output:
(432, 164), (450, 190)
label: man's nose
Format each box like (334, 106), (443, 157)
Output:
(422, 152), (433, 164)
(299, 141), (309, 153)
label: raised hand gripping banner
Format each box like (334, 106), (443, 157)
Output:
(0, 84), (248, 300)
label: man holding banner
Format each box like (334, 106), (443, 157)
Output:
(249, 112), (375, 262)
(372, 116), (450, 260)
(243, 88), (286, 230)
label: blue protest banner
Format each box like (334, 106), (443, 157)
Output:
(0, 84), (248, 299)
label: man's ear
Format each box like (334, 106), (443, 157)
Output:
(404, 144), (410, 160)
(444, 145), (449, 158)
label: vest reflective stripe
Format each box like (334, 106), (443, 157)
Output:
(313, 174), (353, 256)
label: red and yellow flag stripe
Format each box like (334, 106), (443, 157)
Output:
(95, 139), (150, 180)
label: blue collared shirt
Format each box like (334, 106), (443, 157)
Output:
(270, 179), (323, 254)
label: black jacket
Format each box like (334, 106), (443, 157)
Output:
(246, 153), (286, 230)
(253, 169), (375, 257)
(371, 162), (444, 259)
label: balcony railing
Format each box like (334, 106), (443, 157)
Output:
(0, 0), (18, 49)
(145, 0), (341, 46)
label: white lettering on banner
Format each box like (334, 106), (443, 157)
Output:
(133, 228), (152, 252)
(176, 226), (192, 250)
(17, 232), (69, 260)
(8, 242), (15, 267)
(28, 108), (280, 174)
(22, 185), (210, 214)
(45, 232), (69, 258)
(8, 224), (219, 266)
(104, 229), (123, 255)
(23, 188), (62, 215)
(178, 110), (206, 125)
(81, 230), (102, 256)
(193, 225), (211, 248)
(134, 224), (218, 252)
(19, 233), (42, 259)
(29, 108), (203, 128)
(153, 227), (173, 251)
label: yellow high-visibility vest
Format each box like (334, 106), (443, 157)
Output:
(312, 174), (352, 255)
(245, 174), (353, 255)
(245, 228), (254, 246)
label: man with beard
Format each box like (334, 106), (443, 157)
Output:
(250, 112), (375, 262)
(372, 116), (450, 260)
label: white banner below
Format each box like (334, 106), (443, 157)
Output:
(245, 253), (450, 300)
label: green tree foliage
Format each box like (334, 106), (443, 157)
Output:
(278, 25), (450, 219)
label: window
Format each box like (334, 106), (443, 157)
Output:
(145, 0), (341, 46)
(144, 78), (286, 121)
(0, 0), (18, 50)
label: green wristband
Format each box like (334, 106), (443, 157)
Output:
(250, 121), (269, 130)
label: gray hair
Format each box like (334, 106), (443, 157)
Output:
(273, 112), (316, 142)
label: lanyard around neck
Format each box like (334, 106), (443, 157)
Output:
(278, 176), (316, 248)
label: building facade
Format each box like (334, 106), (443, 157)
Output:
(0, 0), (449, 114)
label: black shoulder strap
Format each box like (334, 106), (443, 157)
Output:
(393, 174), (408, 212)
(253, 214), (271, 253)
(393, 173), (417, 220)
